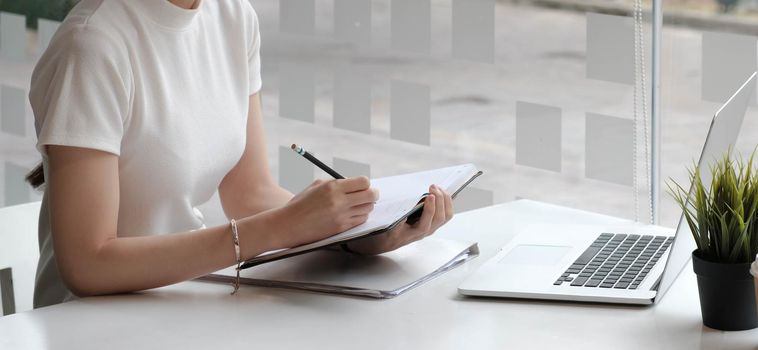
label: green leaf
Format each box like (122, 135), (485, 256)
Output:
(666, 148), (758, 263)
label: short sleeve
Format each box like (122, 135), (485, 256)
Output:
(30, 26), (131, 157)
(244, 3), (263, 95)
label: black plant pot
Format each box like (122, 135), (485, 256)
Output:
(692, 251), (758, 331)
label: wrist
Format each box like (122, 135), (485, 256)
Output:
(236, 207), (290, 260)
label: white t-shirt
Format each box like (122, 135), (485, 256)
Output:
(30, 0), (262, 308)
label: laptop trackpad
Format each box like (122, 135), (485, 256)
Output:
(498, 244), (572, 266)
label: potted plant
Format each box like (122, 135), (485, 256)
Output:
(668, 151), (758, 331)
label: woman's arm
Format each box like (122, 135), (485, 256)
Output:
(216, 94), (454, 257)
(218, 94), (293, 219)
(47, 144), (378, 297)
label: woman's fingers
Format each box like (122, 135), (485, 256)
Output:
(337, 176), (371, 193)
(416, 194), (436, 232)
(349, 214), (369, 226)
(345, 188), (379, 206)
(443, 189), (454, 222)
(430, 186), (446, 233)
(349, 202), (375, 216)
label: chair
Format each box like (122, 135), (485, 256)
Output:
(0, 201), (41, 315)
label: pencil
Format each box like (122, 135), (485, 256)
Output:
(291, 144), (345, 179)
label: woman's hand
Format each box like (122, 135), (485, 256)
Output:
(344, 184), (453, 255)
(280, 176), (379, 248)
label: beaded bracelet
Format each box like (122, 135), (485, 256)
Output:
(230, 219), (242, 295)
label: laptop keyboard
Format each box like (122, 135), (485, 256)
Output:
(553, 233), (674, 290)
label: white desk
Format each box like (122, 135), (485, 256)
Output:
(1, 200), (756, 349)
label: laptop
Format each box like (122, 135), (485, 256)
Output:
(458, 72), (757, 305)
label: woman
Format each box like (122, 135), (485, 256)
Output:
(28, 0), (454, 308)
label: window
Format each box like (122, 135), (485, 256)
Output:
(6, 0), (755, 232)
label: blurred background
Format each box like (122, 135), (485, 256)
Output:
(2, 0), (758, 232)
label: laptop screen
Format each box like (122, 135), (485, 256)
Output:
(654, 72), (756, 303)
